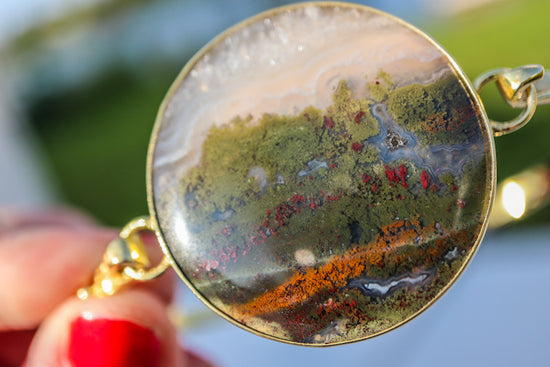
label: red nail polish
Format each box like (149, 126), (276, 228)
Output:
(68, 316), (161, 367)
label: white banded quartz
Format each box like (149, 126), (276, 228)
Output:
(153, 4), (449, 187)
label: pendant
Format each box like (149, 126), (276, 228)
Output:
(78, 2), (548, 346)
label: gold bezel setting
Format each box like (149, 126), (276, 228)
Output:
(145, 2), (496, 346)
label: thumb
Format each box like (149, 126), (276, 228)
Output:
(25, 289), (191, 367)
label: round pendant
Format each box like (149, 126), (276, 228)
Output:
(148, 2), (495, 346)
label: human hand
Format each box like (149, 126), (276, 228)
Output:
(0, 208), (214, 367)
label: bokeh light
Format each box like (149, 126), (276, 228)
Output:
(502, 181), (526, 219)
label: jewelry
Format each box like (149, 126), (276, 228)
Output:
(78, 2), (549, 346)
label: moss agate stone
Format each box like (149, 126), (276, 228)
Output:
(149, 3), (494, 345)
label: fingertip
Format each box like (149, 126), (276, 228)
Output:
(67, 316), (163, 367)
(25, 290), (183, 367)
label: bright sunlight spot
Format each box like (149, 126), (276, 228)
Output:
(502, 181), (526, 219)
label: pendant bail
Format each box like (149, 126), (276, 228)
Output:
(77, 216), (171, 300)
(474, 64), (547, 136)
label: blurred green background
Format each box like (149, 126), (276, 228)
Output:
(4, 0), (549, 226)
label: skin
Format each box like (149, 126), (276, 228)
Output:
(0, 207), (215, 367)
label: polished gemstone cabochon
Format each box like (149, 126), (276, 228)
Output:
(149, 3), (494, 345)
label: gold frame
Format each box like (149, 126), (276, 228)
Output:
(145, 1), (496, 346)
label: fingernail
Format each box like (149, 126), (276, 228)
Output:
(68, 316), (161, 367)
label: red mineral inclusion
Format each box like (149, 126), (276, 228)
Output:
(385, 165), (397, 183)
(421, 170), (430, 190)
(324, 116), (334, 129)
(355, 111), (365, 124)
(384, 164), (408, 188)
(351, 142), (364, 152)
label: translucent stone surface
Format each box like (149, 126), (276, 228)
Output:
(150, 3), (494, 345)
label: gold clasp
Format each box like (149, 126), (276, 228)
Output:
(474, 65), (547, 136)
(77, 216), (171, 300)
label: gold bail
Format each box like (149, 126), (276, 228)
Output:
(103, 235), (150, 268)
(474, 64), (547, 136)
(495, 65), (545, 108)
(77, 216), (170, 300)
